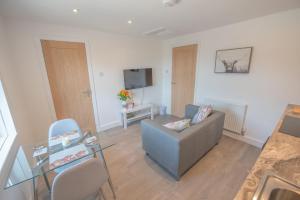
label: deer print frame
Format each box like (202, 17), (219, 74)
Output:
(214, 47), (253, 73)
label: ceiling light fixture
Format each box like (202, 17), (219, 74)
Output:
(143, 27), (167, 36)
(127, 20), (133, 24)
(72, 9), (79, 14)
(163, 0), (179, 7)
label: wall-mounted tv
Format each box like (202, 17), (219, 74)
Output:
(123, 68), (153, 90)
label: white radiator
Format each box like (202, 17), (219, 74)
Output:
(203, 98), (247, 135)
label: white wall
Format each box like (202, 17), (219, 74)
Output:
(3, 8), (300, 148)
(3, 19), (164, 142)
(163, 9), (300, 147)
(0, 18), (32, 145)
(0, 16), (33, 199)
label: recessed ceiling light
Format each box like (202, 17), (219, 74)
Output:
(127, 20), (133, 24)
(72, 9), (79, 14)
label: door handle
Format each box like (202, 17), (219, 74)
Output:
(171, 82), (176, 85)
(82, 89), (92, 97)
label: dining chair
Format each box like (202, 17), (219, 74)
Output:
(51, 158), (114, 200)
(44, 119), (116, 199)
(48, 118), (85, 173)
(49, 118), (82, 138)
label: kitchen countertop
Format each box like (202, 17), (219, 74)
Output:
(234, 104), (300, 200)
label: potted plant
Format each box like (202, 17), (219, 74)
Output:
(117, 89), (131, 108)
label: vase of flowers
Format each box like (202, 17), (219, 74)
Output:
(117, 89), (131, 108)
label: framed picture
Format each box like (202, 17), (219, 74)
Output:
(215, 47), (253, 73)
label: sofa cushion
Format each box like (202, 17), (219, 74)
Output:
(185, 104), (200, 119)
(163, 119), (191, 132)
(191, 105), (213, 124)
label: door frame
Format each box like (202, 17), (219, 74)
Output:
(33, 34), (101, 132)
(170, 43), (199, 115)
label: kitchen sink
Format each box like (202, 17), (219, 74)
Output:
(253, 171), (300, 200)
(269, 188), (300, 200)
(279, 115), (300, 138)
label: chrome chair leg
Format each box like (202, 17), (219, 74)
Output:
(42, 170), (51, 192)
(33, 176), (38, 200)
(108, 178), (116, 199)
(99, 187), (107, 200)
(98, 146), (116, 199)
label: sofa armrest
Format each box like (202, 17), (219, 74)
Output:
(141, 119), (181, 176)
(141, 119), (181, 141)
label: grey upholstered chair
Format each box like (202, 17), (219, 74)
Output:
(51, 158), (113, 200)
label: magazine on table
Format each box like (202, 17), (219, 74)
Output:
(49, 144), (89, 170)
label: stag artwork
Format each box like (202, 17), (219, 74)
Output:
(221, 60), (238, 73)
(215, 47), (252, 73)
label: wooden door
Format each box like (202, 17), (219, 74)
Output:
(41, 40), (96, 132)
(171, 44), (198, 117)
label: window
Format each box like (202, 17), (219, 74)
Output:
(0, 80), (17, 150)
(0, 110), (8, 149)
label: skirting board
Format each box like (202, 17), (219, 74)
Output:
(99, 121), (122, 132)
(223, 130), (264, 148)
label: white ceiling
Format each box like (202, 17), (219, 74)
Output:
(0, 0), (299, 39)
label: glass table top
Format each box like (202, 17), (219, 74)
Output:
(4, 132), (114, 189)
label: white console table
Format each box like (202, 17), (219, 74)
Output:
(121, 104), (154, 129)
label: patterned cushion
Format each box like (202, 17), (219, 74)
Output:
(191, 105), (213, 124)
(163, 119), (191, 132)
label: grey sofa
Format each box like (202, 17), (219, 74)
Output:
(141, 104), (225, 180)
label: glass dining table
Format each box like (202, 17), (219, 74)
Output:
(3, 132), (115, 200)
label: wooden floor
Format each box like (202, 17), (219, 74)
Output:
(39, 124), (260, 200)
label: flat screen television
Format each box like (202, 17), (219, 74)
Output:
(123, 68), (153, 90)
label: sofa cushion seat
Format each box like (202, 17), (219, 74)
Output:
(151, 115), (182, 124)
